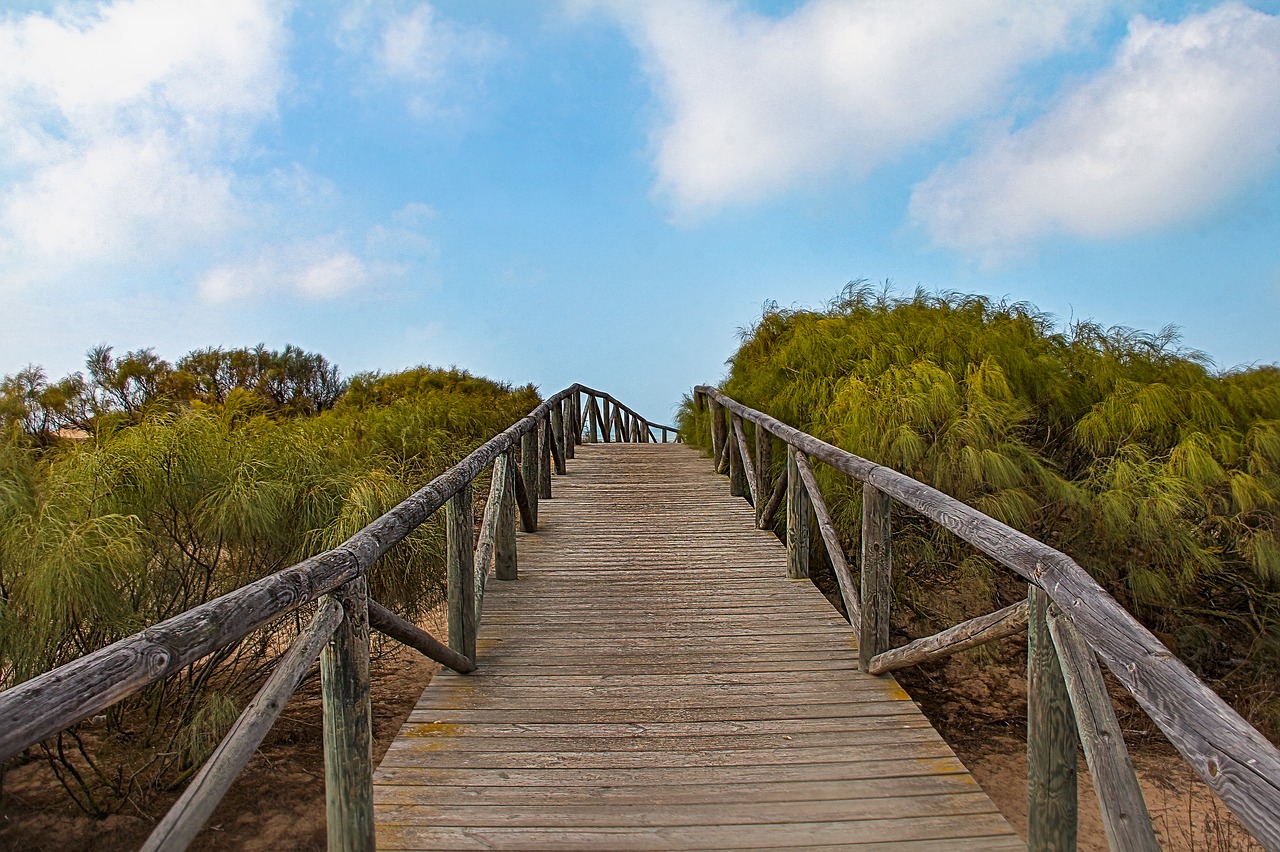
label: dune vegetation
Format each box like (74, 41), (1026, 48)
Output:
(0, 345), (537, 815)
(679, 282), (1280, 737)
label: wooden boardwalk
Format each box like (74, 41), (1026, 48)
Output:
(373, 443), (1021, 850)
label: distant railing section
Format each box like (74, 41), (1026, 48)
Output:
(0, 384), (675, 852)
(694, 385), (1280, 852)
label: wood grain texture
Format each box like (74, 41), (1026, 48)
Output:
(374, 443), (1018, 850)
(695, 386), (1280, 848)
(368, 599), (474, 674)
(495, 449), (518, 582)
(869, 600), (1028, 676)
(446, 484), (476, 662)
(859, 484), (891, 673)
(1047, 608), (1158, 852)
(785, 445), (811, 580)
(1027, 586), (1077, 851)
(322, 578), (375, 852)
(794, 450), (859, 626)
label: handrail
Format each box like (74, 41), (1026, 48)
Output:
(694, 385), (1280, 850)
(0, 384), (674, 851)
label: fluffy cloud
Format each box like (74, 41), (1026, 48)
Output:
(0, 0), (288, 283)
(589, 0), (1102, 214)
(337, 1), (504, 119)
(198, 244), (371, 303)
(911, 3), (1280, 255)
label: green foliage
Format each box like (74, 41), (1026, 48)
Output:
(683, 283), (1280, 717)
(0, 357), (536, 814)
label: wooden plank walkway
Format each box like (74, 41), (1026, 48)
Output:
(373, 443), (1022, 850)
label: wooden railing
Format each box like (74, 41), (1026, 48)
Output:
(694, 386), (1280, 852)
(0, 384), (676, 852)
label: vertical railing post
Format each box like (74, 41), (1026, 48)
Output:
(520, 427), (539, 528)
(1028, 585), (1079, 851)
(550, 406), (567, 473)
(562, 397), (575, 460)
(572, 392), (583, 448)
(601, 398), (612, 442)
(447, 482), (477, 662)
(785, 445), (810, 580)
(321, 576), (374, 852)
(729, 418), (747, 498)
(859, 484), (891, 672)
(538, 418), (552, 498)
(496, 449), (518, 581)
(587, 394), (599, 443)
(755, 424), (772, 528)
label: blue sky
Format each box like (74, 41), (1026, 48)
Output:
(1, 0), (1278, 422)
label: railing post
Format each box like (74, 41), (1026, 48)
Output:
(601, 398), (612, 442)
(587, 394), (599, 443)
(321, 576), (374, 852)
(859, 484), (891, 672)
(562, 397), (575, 460)
(538, 418), (552, 498)
(550, 406), (567, 473)
(521, 427), (539, 528)
(447, 482), (477, 662)
(496, 449), (518, 581)
(1028, 584), (1078, 851)
(755, 424), (772, 528)
(729, 419), (747, 498)
(708, 398), (723, 463)
(785, 445), (810, 580)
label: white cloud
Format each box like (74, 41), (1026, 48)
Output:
(0, 0), (288, 286)
(587, 0), (1102, 215)
(910, 3), (1280, 255)
(337, 1), (504, 119)
(199, 243), (371, 303)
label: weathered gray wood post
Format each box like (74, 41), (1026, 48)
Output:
(708, 398), (724, 465)
(601, 398), (613, 442)
(320, 576), (374, 852)
(1028, 585), (1078, 851)
(538, 418), (552, 498)
(496, 449), (518, 581)
(520, 428), (539, 529)
(447, 483), (477, 662)
(859, 484), (891, 673)
(755, 425), (772, 528)
(587, 394), (599, 443)
(549, 407), (567, 474)
(729, 420), (747, 498)
(562, 397), (575, 460)
(785, 446), (810, 580)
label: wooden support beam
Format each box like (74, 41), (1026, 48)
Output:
(792, 450), (860, 628)
(473, 455), (509, 623)
(731, 415), (758, 505)
(586, 394), (599, 443)
(562, 398), (575, 460)
(1028, 584), (1078, 851)
(708, 398), (725, 469)
(859, 484), (891, 673)
(600, 398), (612, 442)
(321, 577), (374, 852)
(549, 406), (567, 473)
(612, 407), (626, 444)
(495, 449), (518, 581)
(520, 429), (539, 529)
(538, 419), (552, 499)
(785, 445), (810, 580)
(367, 599), (474, 674)
(1048, 608), (1158, 852)
(868, 599), (1029, 676)
(143, 600), (344, 852)
(729, 418), (747, 498)
(511, 459), (536, 533)
(754, 426), (773, 527)
(758, 468), (787, 530)
(446, 483), (477, 662)
(715, 428), (731, 474)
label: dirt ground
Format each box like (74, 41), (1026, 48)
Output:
(0, 636), (1267, 850)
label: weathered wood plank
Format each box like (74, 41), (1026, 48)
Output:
(375, 444), (1016, 851)
(869, 600), (1029, 676)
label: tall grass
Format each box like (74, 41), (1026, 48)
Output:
(0, 360), (538, 815)
(681, 283), (1280, 734)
